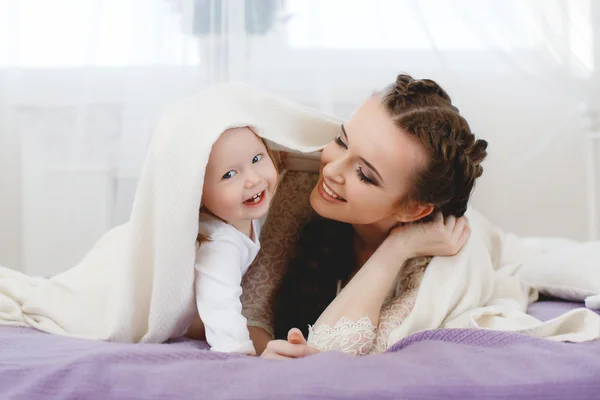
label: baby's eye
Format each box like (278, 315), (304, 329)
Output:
(252, 154), (263, 163)
(222, 170), (236, 179)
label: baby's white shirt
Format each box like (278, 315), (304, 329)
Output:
(194, 215), (261, 355)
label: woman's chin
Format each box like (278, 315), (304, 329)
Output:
(309, 187), (329, 216)
(310, 186), (344, 220)
(310, 186), (385, 226)
(309, 187), (322, 211)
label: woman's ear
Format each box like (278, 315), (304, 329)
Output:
(395, 202), (434, 223)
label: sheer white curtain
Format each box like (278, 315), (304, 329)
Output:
(0, 0), (598, 276)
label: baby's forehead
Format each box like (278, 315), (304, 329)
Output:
(216, 126), (263, 146)
(221, 126), (255, 137)
(208, 126), (266, 166)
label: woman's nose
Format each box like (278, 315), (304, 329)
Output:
(322, 156), (346, 185)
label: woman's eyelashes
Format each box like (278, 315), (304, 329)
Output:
(356, 166), (375, 185)
(334, 135), (348, 149)
(334, 135), (377, 186)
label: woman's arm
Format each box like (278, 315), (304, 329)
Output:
(307, 214), (469, 355)
(241, 259), (277, 353)
(371, 257), (428, 353)
(305, 246), (410, 355)
(248, 326), (272, 355)
(312, 246), (411, 327)
(242, 171), (319, 355)
(240, 216), (286, 354)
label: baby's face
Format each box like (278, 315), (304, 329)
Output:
(202, 127), (278, 224)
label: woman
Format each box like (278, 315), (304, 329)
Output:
(242, 74), (488, 357)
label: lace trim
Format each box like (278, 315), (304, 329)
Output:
(307, 316), (376, 356)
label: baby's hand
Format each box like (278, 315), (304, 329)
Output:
(379, 212), (470, 260)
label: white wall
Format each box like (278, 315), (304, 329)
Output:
(0, 76), (22, 270)
(1, 68), (204, 276)
(1, 62), (598, 276)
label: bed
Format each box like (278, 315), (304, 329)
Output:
(1, 299), (598, 400)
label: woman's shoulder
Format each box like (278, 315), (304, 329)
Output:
(394, 256), (432, 296)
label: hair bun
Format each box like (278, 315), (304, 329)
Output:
(382, 73), (488, 219)
(464, 138), (488, 178)
(390, 74), (452, 107)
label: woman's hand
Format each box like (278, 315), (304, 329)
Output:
(379, 212), (470, 260)
(260, 328), (320, 360)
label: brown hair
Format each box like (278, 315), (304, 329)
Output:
(196, 135), (281, 245)
(381, 74), (487, 218)
(272, 74), (488, 339)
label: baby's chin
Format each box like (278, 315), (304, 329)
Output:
(243, 190), (274, 219)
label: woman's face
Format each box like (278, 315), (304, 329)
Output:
(310, 96), (429, 226)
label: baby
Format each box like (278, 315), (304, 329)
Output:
(194, 126), (279, 355)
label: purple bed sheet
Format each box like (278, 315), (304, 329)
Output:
(1, 300), (599, 400)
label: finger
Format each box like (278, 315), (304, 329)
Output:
(445, 215), (456, 232)
(266, 340), (312, 358)
(455, 224), (471, 252)
(452, 216), (467, 236)
(433, 211), (444, 225)
(265, 339), (290, 353)
(287, 328), (306, 345)
(261, 351), (295, 360)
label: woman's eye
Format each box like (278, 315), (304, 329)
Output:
(252, 154), (262, 163)
(356, 166), (375, 185)
(334, 135), (348, 149)
(222, 170), (236, 180)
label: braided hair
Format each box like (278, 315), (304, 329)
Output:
(272, 74), (488, 339)
(382, 74), (488, 218)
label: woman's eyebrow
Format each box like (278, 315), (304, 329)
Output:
(341, 124), (384, 182)
(341, 124), (349, 141)
(361, 157), (383, 182)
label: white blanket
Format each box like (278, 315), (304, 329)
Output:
(0, 83), (598, 345)
(0, 83), (339, 342)
(388, 209), (600, 346)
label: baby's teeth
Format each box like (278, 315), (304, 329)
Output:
(248, 191), (262, 203)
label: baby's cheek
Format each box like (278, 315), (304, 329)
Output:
(212, 191), (240, 218)
(265, 167), (279, 187)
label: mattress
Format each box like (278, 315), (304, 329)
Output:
(0, 300), (598, 400)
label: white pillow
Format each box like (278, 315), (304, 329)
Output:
(586, 293), (600, 309)
(519, 240), (600, 309)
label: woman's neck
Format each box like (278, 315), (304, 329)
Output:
(351, 220), (397, 269)
(352, 219), (396, 251)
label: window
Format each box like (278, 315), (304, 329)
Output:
(0, 0), (198, 68)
